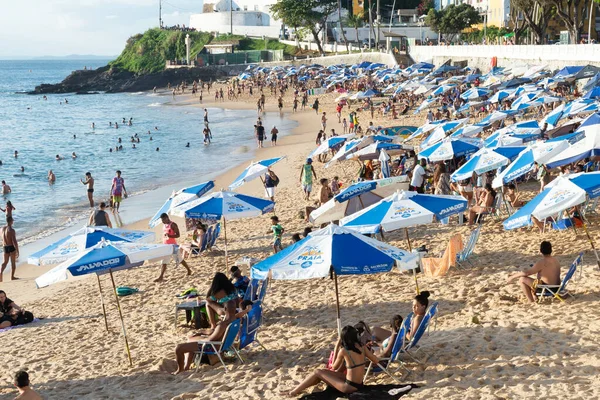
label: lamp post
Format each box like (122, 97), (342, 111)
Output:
(230, 0), (233, 35)
(185, 34), (191, 65)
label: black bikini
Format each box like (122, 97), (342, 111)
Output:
(344, 349), (366, 390)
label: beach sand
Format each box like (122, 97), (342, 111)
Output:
(1, 85), (600, 400)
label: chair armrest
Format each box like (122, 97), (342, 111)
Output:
(536, 284), (560, 289)
(197, 340), (221, 345)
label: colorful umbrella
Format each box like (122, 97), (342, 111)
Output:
(149, 181), (215, 227)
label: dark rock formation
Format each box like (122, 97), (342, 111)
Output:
(30, 65), (245, 94)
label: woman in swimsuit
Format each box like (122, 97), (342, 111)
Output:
(180, 223), (206, 259)
(407, 291), (430, 340)
(468, 183), (496, 225)
(286, 325), (380, 397)
(0, 201), (15, 220)
(370, 315), (404, 358)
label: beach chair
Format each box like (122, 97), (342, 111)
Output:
(400, 302), (439, 364)
(456, 226), (481, 268)
(243, 279), (260, 301)
(190, 228), (210, 257)
(233, 300), (267, 364)
(194, 318), (241, 372)
(363, 313), (412, 383)
(199, 226), (213, 255)
(208, 223), (221, 250)
(475, 194), (502, 224)
(581, 197), (599, 219)
(536, 253), (583, 303)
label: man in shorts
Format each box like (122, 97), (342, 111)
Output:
(255, 121), (265, 148)
(110, 170), (127, 212)
(299, 158), (317, 201)
(80, 172), (94, 207)
(154, 213), (192, 282)
(1, 217), (18, 282)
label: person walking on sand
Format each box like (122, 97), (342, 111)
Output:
(13, 370), (42, 400)
(271, 126), (278, 146)
(299, 158), (317, 201)
(154, 213), (192, 282)
(1, 217), (19, 281)
(81, 172), (94, 207)
(110, 170), (127, 213)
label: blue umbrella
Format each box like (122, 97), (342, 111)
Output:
(172, 191), (275, 266)
(420, 118), (469, 148)
(149, 181), (215, 227)
(35, 240), (175, 366)
(583, 72), (600, 92)
(419, 137), (482, 162)
(477, 109), (519, 126)
(405, 119), (447, 141)
(340, 190), (468, 235)
(460, 88), (491, 100)
(583, 87), (600, 99)
(432, 84), (457, 96)
(546, 113), (600, 168)
(309, 137), (350, 158)
(451, 146), (525, 182)
(487, 89), (515, 104)
(28, 226), (156, 266)
(484, 131), (540, 148)
(250, 224), (418, 333)
(350, 141), (407, 161)
(432, 65), (459, 75)
(228, 157), (286, 190)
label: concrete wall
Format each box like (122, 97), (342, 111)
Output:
(409, 44), (600, 71)
(280, 39), (362, 53)
(332, 26), (438, 43)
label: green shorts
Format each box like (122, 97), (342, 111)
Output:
(113, 195), (122, 203)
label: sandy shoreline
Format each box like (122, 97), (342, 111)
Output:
(2, 83), (600, 400)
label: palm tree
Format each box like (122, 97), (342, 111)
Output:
(346, 12), (364, 48)
(337, 0), (350, 53)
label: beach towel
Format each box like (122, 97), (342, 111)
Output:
(116, 286), (139, 296)
(421, 233), (464, 277)
(300, 383), (418, 400)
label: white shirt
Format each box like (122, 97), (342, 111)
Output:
(411, 164), (426, 188)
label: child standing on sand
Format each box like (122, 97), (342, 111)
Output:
(267, 216), (284, 253)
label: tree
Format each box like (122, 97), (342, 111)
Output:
(271, 0), (338, 55)
(549, 0), (589, 43)
(337, 0), (350, 52)
(511, 0), (553, 44)
(417, 0), (435, 16)
(425, 4), (481, 42)
(346, 12), (364, 44)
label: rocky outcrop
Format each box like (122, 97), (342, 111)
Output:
(30, 65), (245, 94)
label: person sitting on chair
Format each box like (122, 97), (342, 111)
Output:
(284, 325), (380, 397)
(507, 241), (561, 303)
(173, 273), (238, 373)
(370, 315), (404, 358)
(180, 222), (206, 259)
(407, 291), (430, 340)
(230, 265), (250, 297)
(468, 183), (496, 225)
(505, 183), (524, 208)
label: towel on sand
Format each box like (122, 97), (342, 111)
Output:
(421, 233), (463, 277)
(300, 383), (418, 400)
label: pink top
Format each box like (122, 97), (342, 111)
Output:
(163, 222), (177, 245)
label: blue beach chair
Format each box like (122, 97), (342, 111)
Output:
(456, 226), (481, 268)
(536, 253), (583, 303)
(363, 313), (412, 383)
(191, 227), (210, 256)
(194, 318), (241, 372)
(233, 301), (267, 364)
(400, 302), (438, 364)
(208, 223), (221, 251)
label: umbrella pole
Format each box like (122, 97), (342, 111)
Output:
(223, 217), (229, 269)
(109, 269), (133, 367)
(97, 274), (109, 332)
(404, 228), (420, 295)
(582, 222), (600, 270)
(333, 270), (342, 337)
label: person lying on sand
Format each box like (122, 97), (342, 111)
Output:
(282, 325), (380, 397)
(507, 241), (560, 303)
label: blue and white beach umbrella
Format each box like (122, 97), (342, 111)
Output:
(250, 224), (418, 333)
(492, 140), (570, 188)
(325, 139), (362, 168)
(35, 239), (176, 366)
(432, 84), (456, 96)
(149, 181), (215, 227)
(460, 88), (491, 100)
(450, 124), (485, 138)
(419, 137), (482, 162)
(309, 136), (352, 158)
(487, 89), (516, 104)
(451, 146), (525, 182)
(405, 119), (447, 141)
(414, 97), (439, 114)
(28, 226), (156, 266)
(483, 131), (539, 148)
(228, 157), (286, 190)
(503, 172), (600, 230)
(172, 190), (275, 265)
(309, 176), (410, 225)
(349, 142), (407, 161)
(420, 118), (469, 148)
(546, 113), (600, 168)
(340, 190), (468, 235)
(476, 109), (519, 126)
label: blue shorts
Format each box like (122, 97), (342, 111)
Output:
(273, 238), (282, 249)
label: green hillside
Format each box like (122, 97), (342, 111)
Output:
(109, 29), (212, 74)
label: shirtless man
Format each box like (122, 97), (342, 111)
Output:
(81, 172), (94, 207)
(2, 181), (11, 195)
(13, 370), (42, 400)
(507, 241), (560, 303)
(47, 170), (55, 184)
(1, 217), (19, 281)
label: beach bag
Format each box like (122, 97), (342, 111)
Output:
(272, 174), (280, 187)
(116, 286), (139, 297)
(15, 311), (34, 326)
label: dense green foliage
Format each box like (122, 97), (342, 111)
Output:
(426, 4), (481, 41)
(109, 29), (212, 74)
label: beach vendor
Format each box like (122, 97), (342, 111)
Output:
(154, 214), (192, 282)
(110, 170), (127, 212)
(299, 158), (317, 201)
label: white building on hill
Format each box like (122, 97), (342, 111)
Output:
(189, 0), (284, 38)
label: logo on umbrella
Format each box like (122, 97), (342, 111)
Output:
(390, 205), (421, 219)
(75, 257), (121, 273)
(289, 246), (324, 268)
(543, 189), (573, 206)
(227, 202), (250, 212)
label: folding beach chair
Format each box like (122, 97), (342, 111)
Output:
(363, 313), (412, 383)
(536, 253), (583, 303)
(198, 225), (213, 256)
(400, 302), (439, 364)
(475, 194), (502, 224)
(243, 279), (260, 302)
(190, 228), (210, 257)
(194, 318), (241, 372)
(456, 226), (481, 268)
(207, 223), (221, 251)
(581, 197), (599, 219)
(233, 301), (267, 364)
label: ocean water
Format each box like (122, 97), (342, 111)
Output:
(0, 60), (297, 244)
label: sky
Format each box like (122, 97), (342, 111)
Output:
(1, 0), (200, 58)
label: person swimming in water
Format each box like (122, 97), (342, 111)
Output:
(71, 152), (77, 159)
(47, 170), (55, 184)
(13, 151), (17, 159)
(55, 155), (62, 161)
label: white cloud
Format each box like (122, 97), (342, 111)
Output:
(105, 15), (118, 19)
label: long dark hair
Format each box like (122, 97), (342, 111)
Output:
(341, 325), (362, 354)
(206, 272), (236, 298)
(390, 314), (403, 333)
(415, 291), (431, 308)
(485, 183), (497, 199)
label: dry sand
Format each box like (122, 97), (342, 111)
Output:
(1, 85), (600, 400)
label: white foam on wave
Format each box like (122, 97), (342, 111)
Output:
(147, 102), (162, 107)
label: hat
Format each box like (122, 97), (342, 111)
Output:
(306, 158), (313, 164)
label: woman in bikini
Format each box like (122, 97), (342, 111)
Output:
(407, 291), (430, 340)
(286, 325), (380, 397)
(468, 183), (496, 225)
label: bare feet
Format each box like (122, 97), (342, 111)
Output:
(153, 277), (164, 283)
(11, 277), (19, 280)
